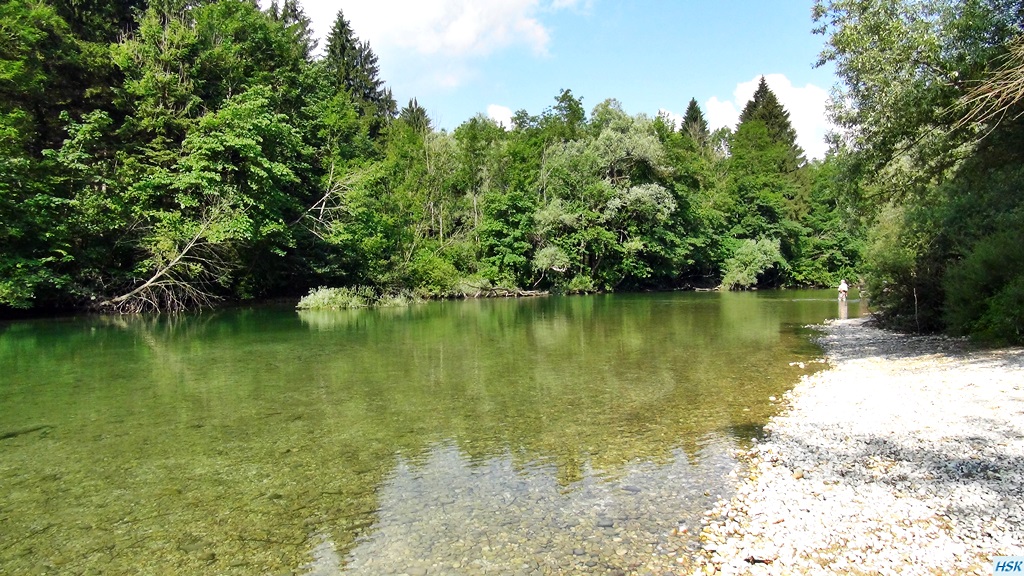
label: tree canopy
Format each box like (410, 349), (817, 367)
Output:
(814, 0), (1024, 342)
(17, 0), (1024, 346)
(0, 0), (861, 316)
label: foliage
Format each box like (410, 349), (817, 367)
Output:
(296, 285), (421, 309)
(861, 203), (943, 331)
(681, 98), (710, 147)
(786, 156), (865, 286)
(738, 77), (805, 171)
(10, 0), (1022, 345)
(721, 238), (787, 290)
(817, 0), (1024, 341)
(813, 0), (1021, 190)
(944, 226), (1024, 343)
(400, 98), (431, 134)
(322, 8), (396, 137)
(0, 2), (869, 316)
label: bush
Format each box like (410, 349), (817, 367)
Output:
(375, 289), (421, 307)
(944, 227), (1024, 343)
(296, 286), (421, 310)
(407, 249), (459, 297)
(296, 286), (375, 309)
(449, 275), (493, 297)
(721, 238), (786, 290)
(862, 203), (946, 332)
(564, 274), (596, 294)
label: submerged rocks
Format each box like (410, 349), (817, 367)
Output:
(303, 441), (740, 575)
(695, 317), (1024, 575)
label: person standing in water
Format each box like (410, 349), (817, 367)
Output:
(838, 279), (849, 301)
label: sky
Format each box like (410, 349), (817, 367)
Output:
(290, 0), (838, 159)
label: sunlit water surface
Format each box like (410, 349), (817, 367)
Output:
(0, 291), (863, 574)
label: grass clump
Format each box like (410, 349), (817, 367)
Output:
(296, 286), (422, 310)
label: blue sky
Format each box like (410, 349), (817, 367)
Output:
(294, 1), (837, 158)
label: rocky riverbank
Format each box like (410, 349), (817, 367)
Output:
(695, 316), (1024, 575)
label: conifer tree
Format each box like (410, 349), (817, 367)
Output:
(323, 11), (359, 91)
(400, 98), (431, 133)
(323, 9), (396, 136)
(680, 97), (710, 147)
(737, 77), (804, 170)
(272, 0), (317, 59)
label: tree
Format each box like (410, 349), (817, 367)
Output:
(786, 154), (865, 286)
(721, 78), (813, 287)
(322, 8), (358, 86)
(0, 0), (92, 308)
(453, 114), (506, 231)
(541, 88), (586, 143)
(535, 100), (679, 291)
(101, 85), (309, 311)
(721, 238), (787, 290)
(958, 33), (1024, 128)
(815, 0), (1024, 339)
(813, 0), (1020, 190)
(0, 0), (85, 153)
(322, 9), (396, 138)
(737, 77), (805, 171)
(680, 98), (710, 148)
(270, 0), (317, 60)
(654, 108), (730, 286)
(400, 98), (431, 134)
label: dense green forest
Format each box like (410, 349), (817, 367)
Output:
(1, 0), (1022, 342)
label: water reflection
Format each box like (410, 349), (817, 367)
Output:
(309, 436), (739, 575)
(0, 291), (857, 575)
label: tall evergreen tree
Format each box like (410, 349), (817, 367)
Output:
(323, 9), (396, 137)
(680, 97), (710, 147)
(737, 77), (805, 170)
(323, 10), (356, 83)
(270, 0), (317, 59)
(399, 98), (431, 133)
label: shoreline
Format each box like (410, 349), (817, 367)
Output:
(694, 316), (1024, 575)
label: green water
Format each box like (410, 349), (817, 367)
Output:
(0, 291), (861, 575)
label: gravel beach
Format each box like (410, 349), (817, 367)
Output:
(696, 316), (1024, 575)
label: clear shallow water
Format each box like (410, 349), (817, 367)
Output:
(0, 291), (862, 574)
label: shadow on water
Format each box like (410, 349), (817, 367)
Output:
(0, 290), (860, 574)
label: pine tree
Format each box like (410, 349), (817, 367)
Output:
(737, 77), (804, 170)
(323, 10), (358, 91)
(680, 97), (709, 147)
(273, 0), (317, 59)
(323, 9), (396, 137)
(400, 98), (431, 133)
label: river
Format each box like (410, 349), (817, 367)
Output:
(0, 290), (862, 574)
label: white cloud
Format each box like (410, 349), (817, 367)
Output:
(549, 0), (594, 10)
(291, 0), (578, 94)
(701, 74), (832, 160)
(487, 104), (514, 129)
(301, 1), (556, 59)
(704, 96), (740, 134)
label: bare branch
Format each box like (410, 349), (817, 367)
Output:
(297, 163), (365, 239)
(956, 34), (1024, 129)
(99, 202), (235, 314)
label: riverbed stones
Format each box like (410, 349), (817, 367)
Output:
(302, 438), (740, 575)
(695, 317), (1024, 575)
